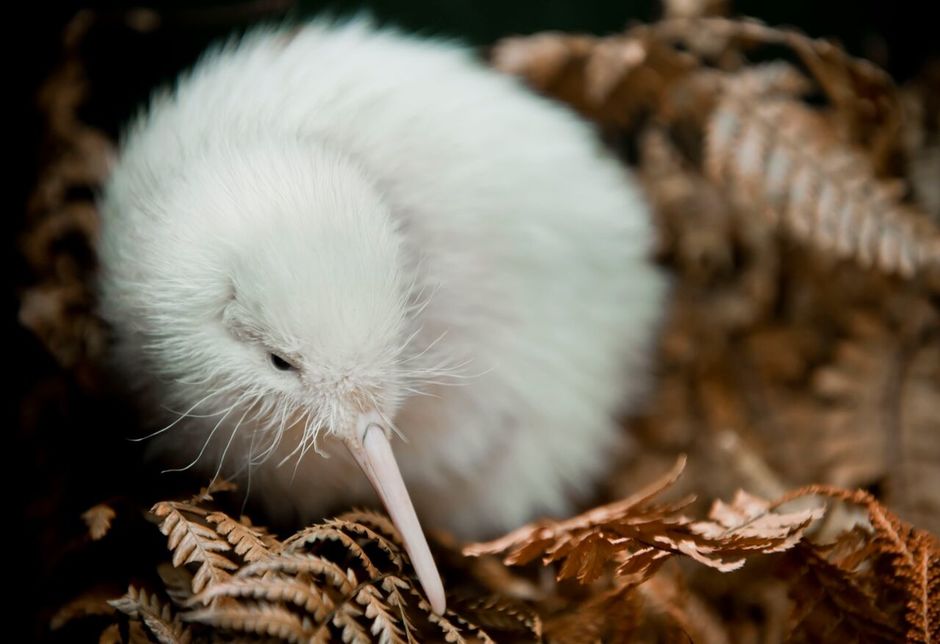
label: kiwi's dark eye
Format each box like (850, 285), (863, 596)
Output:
(270, 353), (295, 371)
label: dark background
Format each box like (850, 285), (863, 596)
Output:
(13, 1), (937, 641)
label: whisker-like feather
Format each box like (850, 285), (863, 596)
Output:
(162, 397), (241, 473)
(132, 382), (239, 442)
(210, 393), (259, 486)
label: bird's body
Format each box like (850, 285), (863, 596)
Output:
(97, 19), (667, 610)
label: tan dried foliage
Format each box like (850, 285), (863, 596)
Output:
(151, 501), (238, 595)
(52, 464), (940, 641)
(493, 15), (940, 282)
(90, 485), (534, 642)
(706, 91), (939, 278)
(466, 457), (821, 582)
(19, 11), (111, 385)
(109, 586), (193, 644)
(777, 486), (940, 643)
(82, 503), (117, 541)
(51, 588), (117, 631)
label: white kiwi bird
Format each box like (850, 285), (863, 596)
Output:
(96, 18), (667, 615)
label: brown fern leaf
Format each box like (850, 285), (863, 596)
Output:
(778, 486), (940, 642)
(238, 514), (283, 549)
(151, 502), (237, 594)
(335, 604), (376, 644)
(491, 30), (699, 127)
(697, 489), (824, 554)
(189, 478), (238, 505)
(82, 504), (116, 541)
(51, 588), (117, 630)
(98, 623), (121, 644)
(466, 457), (820, 586)
(636, 571), (731, 644)
(902, 65), (940, 219)
(379, 575), (418, 637)
(189, 575), (335, 621)
(705, 92), (940, 278)
(451, 594), (542, 641)
(157, 563), (194, 607)
(542, 583), (640, 644)
(19, 13), (112, 374)
(183, 601), (313, 643)
(336, 509), (405, 547)
(717, 61), (812, 99)
(646, 16), (902, 164)
(663, 0), (729, 19)
(425, 609), (491, 644)
(109, 586), (193, 644)
(328, 516), (407, 571)
(237, 552), (357, 594)
(284, 522), (384, 578)
(391, 585), (492, 644)
(206, 511), (277, 562)
(466, 456), (688, 565)
(441, 613), (497, 644)
(355, 584), (408, 644)
(890, 339), (940, 534)
(807, 313), (896, 488)
(784, 530), (904, 642)
(803, 309), (940, 535)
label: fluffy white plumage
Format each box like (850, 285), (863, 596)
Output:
(97, 17), (667, 610)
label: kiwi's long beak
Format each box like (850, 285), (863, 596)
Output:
(344, 411), (446, 615)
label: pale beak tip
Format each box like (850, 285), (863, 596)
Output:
(427, 585), (447, 615)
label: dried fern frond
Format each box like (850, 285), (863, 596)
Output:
(635, 572), (730, 644)
(492, 30), (699, 126)
(82, 503), (116, 541)
(190, 575), (335, 621)
(706, 92), (940, 278)
(235, 552), (356, 594)
(151, 501), (238, 595)
(184, 601), (312, 642)
(336, 509), (405, 547)
(50, 588), (117, 631)
(421, 596), (497, 644)
(109, 586), (193, 644)
(157, 563), (195, 607)
(541, 583), (639, 644)
(451, 595), (543, 641)
(491, 20), (940, 283)
(206, 512), (278, 562)
(140, 485), (504, 641)
(466, 457), (822, 585)
(777, 486), (940, 642)
(648, 17), (901, 136)
(98, 623), (122, 644)
(284, 522), (390, 578)
(890, 340), (940, 533)
(190, 479), (239, 505)
(19, 13), (112, 377)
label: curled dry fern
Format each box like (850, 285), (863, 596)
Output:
(465, 457), (823, 584)
(109, 586), (193, 644)
(706, 89), (940, 278)
(108, 487), (511, 643)
(491, 17), (940, 282)
(151, 501), (237, 595)
(65, 462), (939, 642)
(777, 486), (940, 643)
